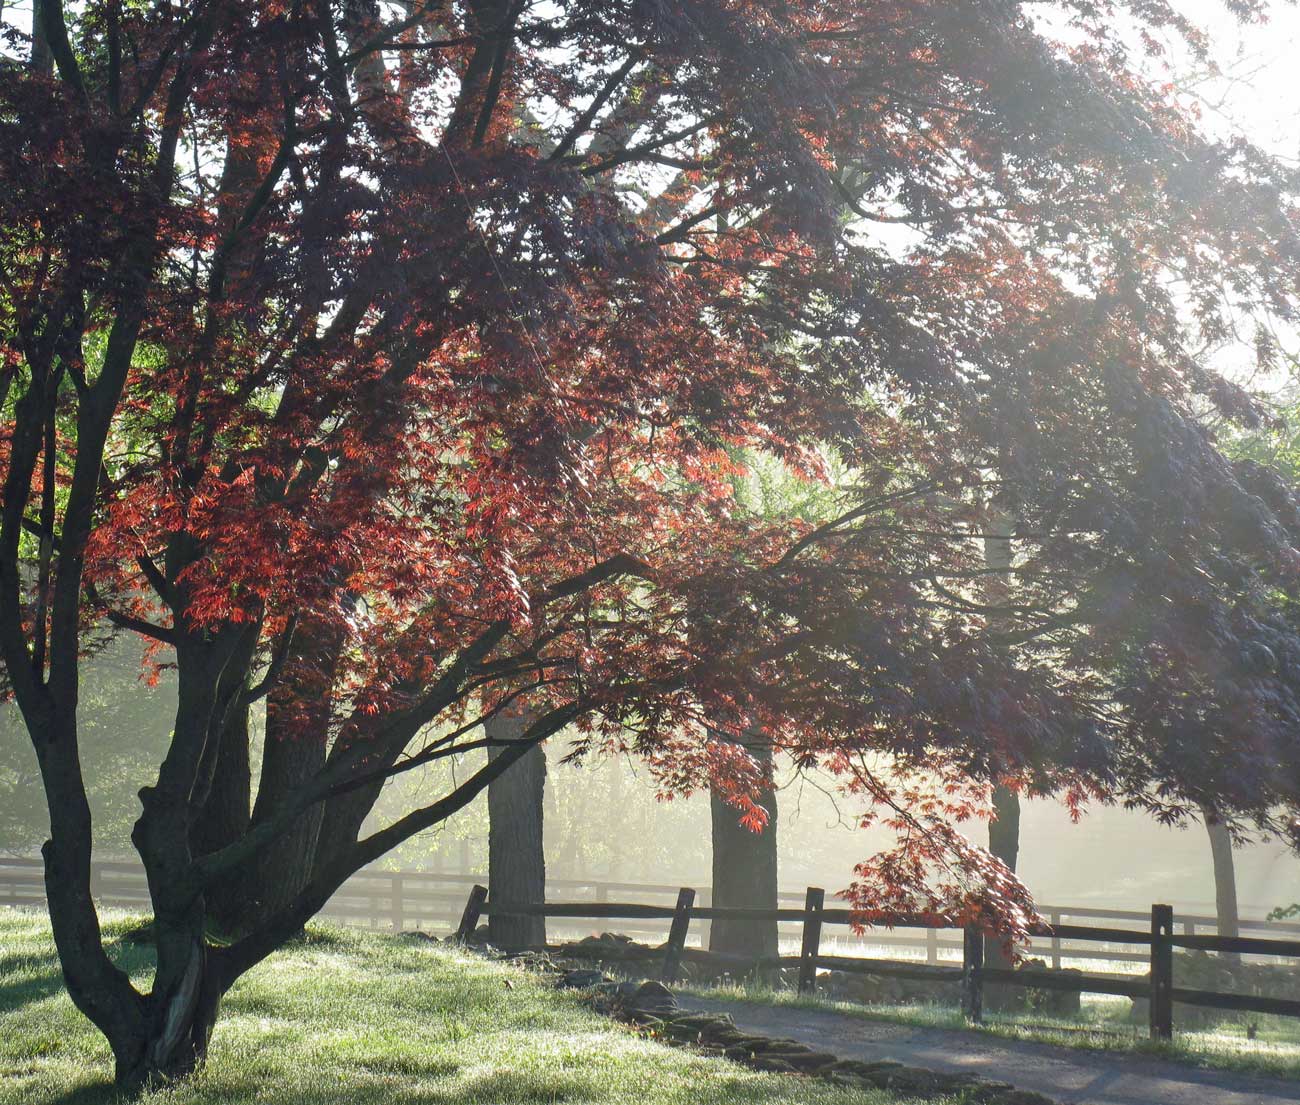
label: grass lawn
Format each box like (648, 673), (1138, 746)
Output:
(0, 909), (930, 1105)
(679, 980), (1300, 1081)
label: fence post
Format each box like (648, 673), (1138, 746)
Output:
(798, 887), (825, 994)
(926, 925), (938, 966)
(1050, 909), (1061, 971)
(392, 874), (404, 932)
(697, 887), (712, 950)
(660, 887), (696, 984)
(1150, 903), (1173, 1040)
(455, 884), (488, 943)
(962, 925), (984, 1023)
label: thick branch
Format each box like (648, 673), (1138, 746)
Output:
(214, 701), (579, 979)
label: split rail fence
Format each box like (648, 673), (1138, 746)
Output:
(7, 854), (1300, 1036)
(4, 856), (1295, 971)
(453, 885), (1300, 1040)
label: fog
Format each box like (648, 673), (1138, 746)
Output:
(513, 748), (1300, 919)
(4, 637), (1297, 921)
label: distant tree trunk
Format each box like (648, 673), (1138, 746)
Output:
(983, 503), (1022, 1004)
(983, 504), (1021, 878)
(987, 785), (1020, 873)
(487, 708), (547, 949)
(984, 786), (1023, 1008)
(708, 730), (779, 961)
(1202, 806), (1240, 963)
(31, 0), (53, 74)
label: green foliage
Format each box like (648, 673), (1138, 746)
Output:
(1224, 392), (1300, 483)
(729, 448), (848, 526)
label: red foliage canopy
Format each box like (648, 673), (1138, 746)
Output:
(5, 4), (1300, 1019)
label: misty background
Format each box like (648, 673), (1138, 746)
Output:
(4, 636), (1295, 918)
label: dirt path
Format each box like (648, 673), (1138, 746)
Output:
(678, 996), (1300, 1105)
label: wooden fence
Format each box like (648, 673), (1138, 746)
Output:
(6, 854), (1300, 982)
(455, 885), (1300, 1040)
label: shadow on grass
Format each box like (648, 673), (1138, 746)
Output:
(43, 1081), (130, 1105)
(0, 929), (154, 1017)
(0, 949), (70, 1013)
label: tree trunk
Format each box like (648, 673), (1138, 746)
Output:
(982, 503), (1022, 1005)
(1203, 806), (1240, 963)
(983, 783), (1022, 1009)
(708, 731), (778, 961)
(987, 784), (1020, 873)
(233, 620), (340, 931)
(486, 709), (547, 949)
(31, 0), (53, 74)
(112, 924), (225, 1092)
(244, 714), (326, 929)
(188, 704), (252, 933)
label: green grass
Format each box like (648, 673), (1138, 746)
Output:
(679, 980), (1300, 1081)
(0, 909), (928, 1105)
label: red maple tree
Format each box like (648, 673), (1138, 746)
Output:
(5, 0), (1300, 1087)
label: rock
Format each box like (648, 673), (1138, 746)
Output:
(763, 1049), (839, 1073)
(749, 1057), (798, 1074)
(557, 968), (607, 989)
(871, 1066), (974, 1096)
(510, 951), (556, 971)
(998, 1091), (1057, 1105)
(667, 1013), (729, 1033)
(829, 1059), (902, 1075)
(631, 979), (677, 1012)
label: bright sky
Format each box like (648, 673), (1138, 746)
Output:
(1165, 2), (1300, 157)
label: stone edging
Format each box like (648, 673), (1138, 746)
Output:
(550, 960), (1058, 1105)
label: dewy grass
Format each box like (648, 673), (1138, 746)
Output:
(679, 979), (1300, 1081)
(0, 908), (929, 1105)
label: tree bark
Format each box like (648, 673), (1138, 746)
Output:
(31, 0), (53, 74)
(987, 784), (1020, 873)
(188, 704), (252, 932)
(708, 731), (778, 961)
(1202, 806), (1240, 963)
(244, 715), (326, 929)
(112, 924), (225, 1092)
(983, 783), (1022, 1008)
(982, 503), (1022, 1005)
(486, 708), (547, 949)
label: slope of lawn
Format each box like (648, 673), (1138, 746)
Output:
(0, 909), (925, 1105)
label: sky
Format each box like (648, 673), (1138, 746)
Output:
(1174, 2), (1300, 158)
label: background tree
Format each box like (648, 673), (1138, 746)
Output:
(486, 706), (547, 950)
(708, 727), (780, 961)
(8, 0), (1300, 1090)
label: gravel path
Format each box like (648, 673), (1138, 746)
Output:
(678, 996), (1300, 1105)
